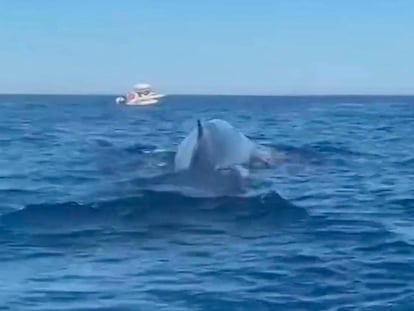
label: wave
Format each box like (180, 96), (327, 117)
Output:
(259, 140), (375, 169)
(123, 143), (159, 154)
(0, 189), (307, 235)
(2, 139), (362, 236)
(95, 139), (366, 182)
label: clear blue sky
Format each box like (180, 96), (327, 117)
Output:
(1, 0), (413, 95)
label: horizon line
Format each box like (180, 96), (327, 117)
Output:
(1, 92), (414, 97)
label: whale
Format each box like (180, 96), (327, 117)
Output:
(171, 119), (272, 195)
(175, 118), (271, 172)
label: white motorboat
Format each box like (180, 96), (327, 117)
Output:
(116, 83), (165, 106)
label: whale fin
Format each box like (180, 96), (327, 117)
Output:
(197, 119), (203, 140)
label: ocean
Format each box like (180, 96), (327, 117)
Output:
(1, 94), (414, 310)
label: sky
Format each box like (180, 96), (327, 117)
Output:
(0, 0), (413, 95)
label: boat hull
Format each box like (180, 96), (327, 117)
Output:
(126, 99), (159, 106)
(117, 94), (165, 106)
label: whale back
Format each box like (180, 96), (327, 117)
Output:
(174, 119), (256, 172)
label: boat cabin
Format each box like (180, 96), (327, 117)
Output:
(133, 83), (152, 97)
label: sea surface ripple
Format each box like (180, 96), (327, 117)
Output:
(1, 95), (414, 310)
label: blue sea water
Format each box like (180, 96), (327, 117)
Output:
(1, 94), (414, 310)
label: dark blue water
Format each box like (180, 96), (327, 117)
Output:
(1, 95), (414, 310)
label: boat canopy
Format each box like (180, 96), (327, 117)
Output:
(134, 83), (151, 91)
